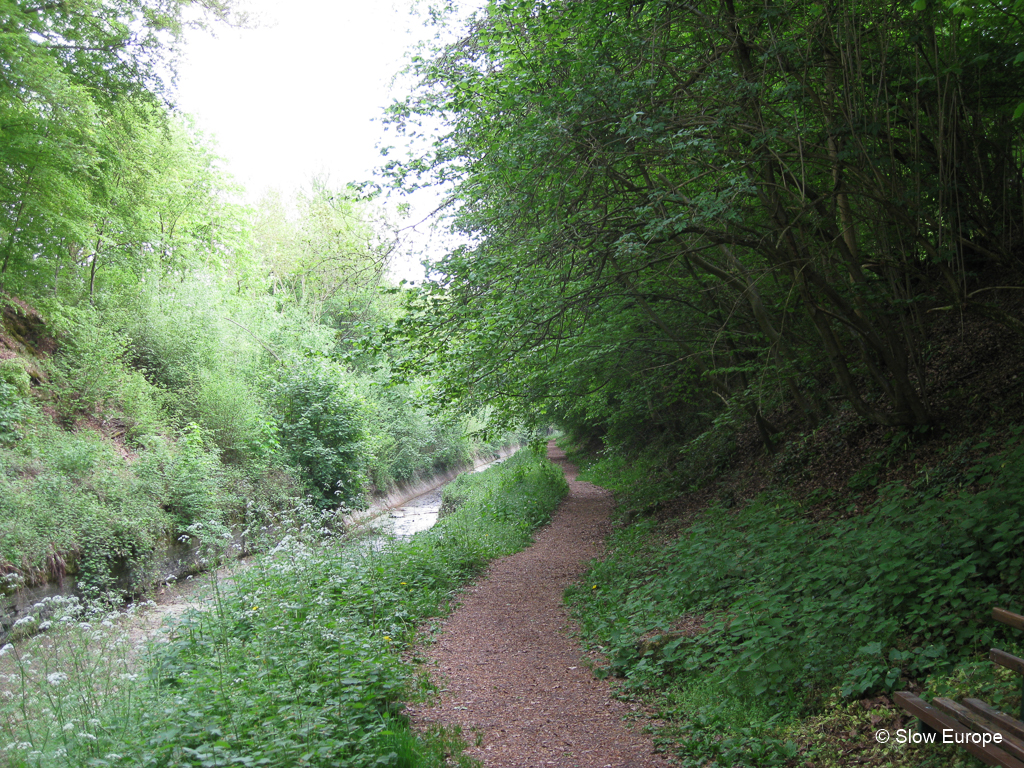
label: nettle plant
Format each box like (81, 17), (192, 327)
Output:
(571, 437), (1024, 711)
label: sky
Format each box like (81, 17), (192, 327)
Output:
(174, 0), (449, 280)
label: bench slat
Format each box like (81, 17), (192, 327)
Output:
(894, 692), (1024, 768)
(964, 699), (1024, 743)
(934, 697), (1024, 763)
(994, 608), (1024, 632)
(993, 649), (1024, 677)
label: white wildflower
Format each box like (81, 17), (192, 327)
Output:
(46, 672), (68, 686)
(63, 722), (75, 732)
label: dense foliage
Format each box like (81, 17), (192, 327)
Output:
(439, 443), (568, 535)
(0, 0), (484, 591)
(0, 0), (246, 293)
(4, 0), (1024, 765)
(0, 224), (482, 590)
(0, 449), (568, 767)
(386, 0), (1024, 449)
(564, 431), (1024, 766)
(271, 365), (366, 508)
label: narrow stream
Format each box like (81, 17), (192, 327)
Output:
(370, 455), (508, 539)
(378, 486), (444, 537)
(1, 455), (514, 638)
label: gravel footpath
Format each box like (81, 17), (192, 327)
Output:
(408, 443), (670, 767)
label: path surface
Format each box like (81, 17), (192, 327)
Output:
(409, 443), (670, 767)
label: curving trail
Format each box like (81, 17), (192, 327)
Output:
(408, 443), (669, 767)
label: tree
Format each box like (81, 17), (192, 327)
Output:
(385, 0), (1024, 446)
(0, 0), (244, 292)
(252, 180), (394, 323)
(271, 362), (365, 508)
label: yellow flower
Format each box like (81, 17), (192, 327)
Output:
(383, 636), (392, 642)
(592, 585), (597, 589)
(400, 582), (407, 585)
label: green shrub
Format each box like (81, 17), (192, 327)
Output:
(0, 358), (31, 396)
(571, 442), (680, 519)
(357, 377), (472, 492)
(47, 306), (166, 437)
(0, 426), (170, 590)
(193, 367), (266, 463)
(118, 290), (276, 464)
(271, 362), (365, 508)
(165, 424), (226, 529)
(0, 379), (27, 445)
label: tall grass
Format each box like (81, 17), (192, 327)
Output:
(437, 445), (568, 554)
(0, 448), (567, 767)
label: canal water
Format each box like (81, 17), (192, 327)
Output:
(377, 486), (445, 537)
(370, 455), (509, 539)
(1, 454), (515, 637)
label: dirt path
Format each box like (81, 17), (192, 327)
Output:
(408, 443), (670, 767)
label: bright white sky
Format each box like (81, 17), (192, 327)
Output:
(175, 0), (449, 281)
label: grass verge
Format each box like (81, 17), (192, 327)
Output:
(0, 446), (568, 767)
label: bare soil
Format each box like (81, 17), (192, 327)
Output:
(408, 444), (670, 768)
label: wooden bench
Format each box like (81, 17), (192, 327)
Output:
(896, 608), (1024, 768)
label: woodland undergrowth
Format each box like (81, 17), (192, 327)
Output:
(0, 283), (486, 597)
(564, 425), (1024, 768)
